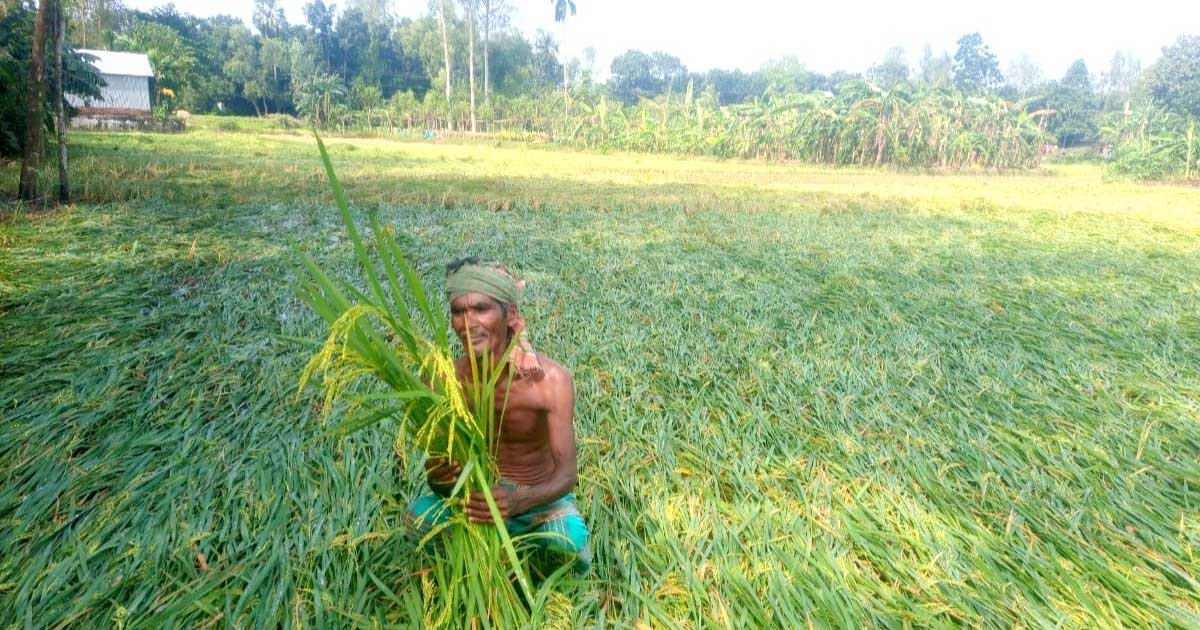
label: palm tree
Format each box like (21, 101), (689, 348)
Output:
(552, 0), (575, 117)
(297, 73), (346, 127)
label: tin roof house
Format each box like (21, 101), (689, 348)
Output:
(67, 49), (155, 114)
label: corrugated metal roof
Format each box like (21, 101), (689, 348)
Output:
(77, 49), (155, 78)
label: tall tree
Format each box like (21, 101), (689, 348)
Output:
(351, 0), (389, 29)
(18, 0), (51, 201)
(531, 28), (560, 88)
(52, 0), (68, 202)
(222, 25), (262, 114)
(1057, 59), (1098, 146)
(1005, 53), (1043, 96)
(117, 20), (198, 105)
(609, 49), (687, 105)
(253, 0), (287, 38)
(480, 0), (510, 103)
(350, 0), (391, 87)
(1145, 36), (1200, 119)
(916, 45), (953, 90)
(1033, 59), (1098, 147)
(257, 36), (292, 113)
(867, 46), (909, 90)
(552, 0), (574, 115)
(759, 56), (813, 92)
(304, 0), (337, 69)
(437, 0), (452, 110)
(952, 32), (1003, 94)
(1097, 51), (1140, 112)
(483, 30), (535, 95)
(696, 68), (765, 104)
(69, 0), (121, 49)
(460, 0), (477, 131)
(334, 7), (368, 80)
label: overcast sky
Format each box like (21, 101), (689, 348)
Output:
(126, 0), (1197, 80)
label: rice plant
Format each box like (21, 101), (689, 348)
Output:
(2, 128), (1198, 627)
(291, 133), (550, 627)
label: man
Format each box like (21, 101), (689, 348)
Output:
(406, 257), (591, 573)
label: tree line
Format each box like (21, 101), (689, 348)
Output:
(3, 0), (1199, 181)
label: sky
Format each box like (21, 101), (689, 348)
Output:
(125, 0), (1198, 81)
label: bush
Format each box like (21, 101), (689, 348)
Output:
(1108, 146), (1186, 180)
(268, 113), (301, 130)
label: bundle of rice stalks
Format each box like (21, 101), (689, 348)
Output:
(293, 134), (543, 626)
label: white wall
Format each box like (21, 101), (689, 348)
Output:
(67, 74), (151, 111)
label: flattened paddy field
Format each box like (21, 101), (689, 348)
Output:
(2, 124), (1199, 627)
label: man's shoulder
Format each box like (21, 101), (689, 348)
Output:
(532, 355), (573, 390)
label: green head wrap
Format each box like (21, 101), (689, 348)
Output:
(445, 262), (522, 306)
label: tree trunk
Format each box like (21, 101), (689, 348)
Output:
(437, 0), (453, 130)
(466, 0), (476, 133)
(19, 0), (52, 201)
(482, 0), (490, 104)
(53, 0), (69, 203)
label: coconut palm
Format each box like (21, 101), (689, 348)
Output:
(295, 73), (346, 127)
(552, 0), (575, 116)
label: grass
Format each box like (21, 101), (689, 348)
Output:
(1, 122), (1199, 627)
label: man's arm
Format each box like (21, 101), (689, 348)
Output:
(465, 365), (577, 522)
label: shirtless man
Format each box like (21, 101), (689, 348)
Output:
(406, 258), (591, 572)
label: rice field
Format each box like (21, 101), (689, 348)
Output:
(1, 122), (1199, 627)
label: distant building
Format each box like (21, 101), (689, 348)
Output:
(67, 49), (154, 114)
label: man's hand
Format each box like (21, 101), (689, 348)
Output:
(425, 458), (462, 497)
(465, 484), (528, 524)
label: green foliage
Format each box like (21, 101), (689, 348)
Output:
(1097, 51), (1141, 112)
(693, 68), (766, 105)
(916, 45), (954, 90)
(1145, 35), (1200, 119)
(117, 20), (198, 99)
(531, 28), (562, 89)
(295, 72), (346, 126)
(609, 49), (689, 105)
(0, 2), (38, 158)
(430, 82), (1045, 169)
(1104, 106), (1199, 181)
(1032, 59), (1100, 147)
(758, 55), (818, 92)
(252, 0), (287, 39)
(953, 32), (1003, 94)
(867, 47), (910, 90)
(485, 31), (538, 95)
(0, 1), (102, 158)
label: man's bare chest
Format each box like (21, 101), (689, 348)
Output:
(489, 382), (547, 442)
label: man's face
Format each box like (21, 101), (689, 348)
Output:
(449, 292), (514, 359)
